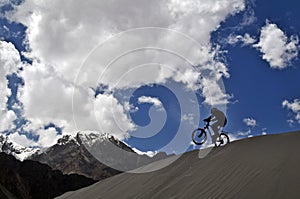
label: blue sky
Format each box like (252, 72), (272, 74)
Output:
(0, 0), (299, 154)
(214, 0), (300, 135)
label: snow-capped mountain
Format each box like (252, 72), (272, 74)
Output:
(29, 131), (168, 180)
(0, 134), (39, 161)
(28, 131), (135, 180)
(1, 131), (169, 180)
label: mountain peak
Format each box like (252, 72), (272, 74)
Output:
(77, 131), (111, 146)
(56, 131), (113, 149)
(0, 134), (39, 161)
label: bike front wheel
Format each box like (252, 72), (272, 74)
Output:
(192, 128), (207, 145)
(216, 132), (230, 147)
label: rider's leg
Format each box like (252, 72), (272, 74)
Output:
(211, 123), (220, 144)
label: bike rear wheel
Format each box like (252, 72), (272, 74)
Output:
(216, 132), (230, 147)
(192, 128), (207, 145)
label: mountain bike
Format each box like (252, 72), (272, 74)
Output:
(192, 118), (230, 146)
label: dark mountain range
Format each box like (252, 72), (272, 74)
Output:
(57, 131), (300, 199)
(0, 152), (96, 199)
(0, 183), (17, 199)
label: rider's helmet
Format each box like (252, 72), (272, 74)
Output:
(211, 107), (218, 114)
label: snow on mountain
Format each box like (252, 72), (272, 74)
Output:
(29, 131), (124, 180)
(0, 134), (39, 161)
(57, 134), (80, 146)
(77, 131), (111, 147)
(0, 131), (158, 162)
(131, 148), (158, 157)
(0, 131), (118, 162)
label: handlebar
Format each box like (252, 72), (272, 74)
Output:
(203, 117), (211, 129)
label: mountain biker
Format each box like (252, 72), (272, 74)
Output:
(204, 108), (227, 146)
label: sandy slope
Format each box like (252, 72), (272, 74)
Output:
(57, 131), (300, 199)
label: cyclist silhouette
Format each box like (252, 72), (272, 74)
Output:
(204, 108), (227, 146)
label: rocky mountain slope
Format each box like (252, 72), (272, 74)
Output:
(57, 131), (300, 199)
(0, 152), (96, 199)
(29, 131), (169, 180)
(29, 132), (122, 181)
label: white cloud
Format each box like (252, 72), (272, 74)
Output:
(282, 99), (300, 124)
(287, 119), (294, 127)
(200, 76), (232, 106)
(8, 0), (245, 101)
(240, 7), (256, 27)
(36, 127), (60, 147)
(243, 117), (257, 127)
(227, 33), (256, 46)
(254, 21), (299, 69)
(227, 133), (240, 141)
(138, 96), (162, 107)
(182, 113), (194, 124)
(18, 61), (78, 132)
(0, 41), (20, 109)
(3, 0), (247, 147)
(237, 129), (251, 136)
(0, 40), (20, 132)
(94, 93), (135, 140)
(0, 0), (9, 7)
(261, 128), (267, 135)
(0, 110), (17, 131)
(8, 132), (37, 147)
(124, 102), (138, 113)
(18, 60), (135, 142)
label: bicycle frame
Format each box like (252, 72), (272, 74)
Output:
(203, 120), (226, 142)
(192, 120), (229, 146)
(203, 121), (214, 138)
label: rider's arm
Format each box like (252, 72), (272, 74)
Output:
(204, 116), (212, 121)
(210, 115), (217, 122)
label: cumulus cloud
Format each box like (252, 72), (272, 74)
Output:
(2, 0), (247, 147)
(18, 60), (135, 140)
(0, 40), (19, 132)
(254, 21), (299, 69)
(282, 99), (300, 124)
(243, 117), (257, 127)
(0, 41), (20, 109)
(93, 93), (135, 140)
(8, 0), (245, 98)
(8, 132), (37, 147)
(0, 110), (17, 131)
(138, 96), (162, 107)
(227, 33), (256, 46)
(124, 102), (139, 113)
(36, 127), (60, 147)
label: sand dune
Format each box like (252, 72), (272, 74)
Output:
(57, 131), (300, 199)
